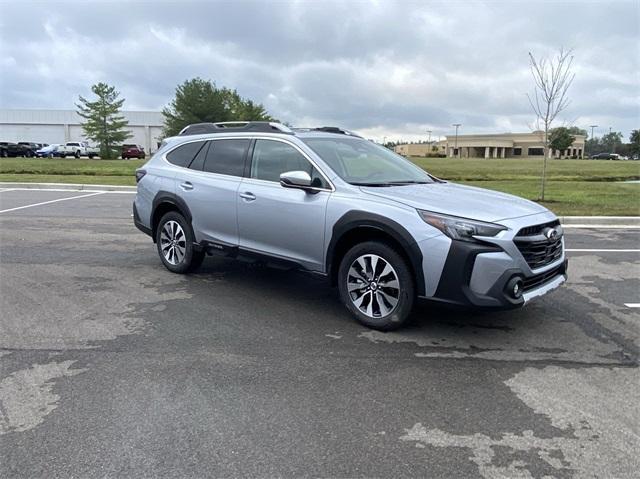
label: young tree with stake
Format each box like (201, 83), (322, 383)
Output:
(77, 82), (131, 160)
(527, 48), (575, 200)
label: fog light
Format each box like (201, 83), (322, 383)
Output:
(506, 277), (524, 299)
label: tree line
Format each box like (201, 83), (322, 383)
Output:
(76, 78), (273, 159)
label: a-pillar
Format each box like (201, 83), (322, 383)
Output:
(492, 147), (498, 158)
(500, 147), (505, 158)
(484, 147), (490, 159)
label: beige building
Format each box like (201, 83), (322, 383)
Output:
(395, 131), (586, 159)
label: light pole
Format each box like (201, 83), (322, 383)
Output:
(452, 123), (461, 158)
(589, 125), (598, 157)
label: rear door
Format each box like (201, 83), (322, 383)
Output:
(237, 138), (331, 271)
(172, 138), (250, 247)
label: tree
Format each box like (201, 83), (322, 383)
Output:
(567, 126), (587, 136)
(629, 129), (639, 155)
(549, 127), (575, 158)
(527, 47), (575, 200)
(162, 78), (274, 137)
(76, 82), (131, 159)
(601, 131), (623, 153)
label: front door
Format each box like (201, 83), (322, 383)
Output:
(237, 139), (331, 271)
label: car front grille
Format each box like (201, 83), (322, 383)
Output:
(514, 220), (563, 269)
(516, 219), (560, 237)
(522, 265), (564, 291)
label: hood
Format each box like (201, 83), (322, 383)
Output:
(360, 182), (547, 222)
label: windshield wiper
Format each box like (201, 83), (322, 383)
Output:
(351, 180), (431, 187)
(350, 182), (395, 187)
(386, 180), (431, 185)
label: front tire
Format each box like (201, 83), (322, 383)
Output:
(155, 212), (205, 274)
(338, 241), (414, 331)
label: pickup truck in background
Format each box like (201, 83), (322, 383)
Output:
(58, 142), (100, 158)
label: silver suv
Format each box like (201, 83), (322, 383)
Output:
(134, 121), (567, 330)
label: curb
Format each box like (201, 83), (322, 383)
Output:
(560, 216), (640, 227)
(0, 182), (136, 192)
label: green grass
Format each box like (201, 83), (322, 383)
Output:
(1, 157), (638, 216)
(0, 174), (136, 186)
(0, 158), (144, 177)
(406, 157), (640, 216)
(411, 157), (640, 182)
(462, 180), (639, 216)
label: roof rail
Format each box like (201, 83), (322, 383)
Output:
(178, 121), (293, 136)
(293, 126), (363, 138)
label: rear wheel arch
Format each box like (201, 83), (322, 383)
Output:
(151, 192), (193, 243)
(327, 212), (425, 296)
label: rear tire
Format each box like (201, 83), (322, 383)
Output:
(155, 211), (205, 274)
(338, 241), (414, 331)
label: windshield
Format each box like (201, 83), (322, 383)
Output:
(301, 137), (434, 186)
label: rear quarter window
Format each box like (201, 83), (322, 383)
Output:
(165, 141), (206, 167)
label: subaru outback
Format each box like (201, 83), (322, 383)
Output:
(134, 121), (567, 330)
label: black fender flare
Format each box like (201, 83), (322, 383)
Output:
(326, 211), (425, 296)
(151, 191), (193, 239)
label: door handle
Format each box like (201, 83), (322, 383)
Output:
(239, 192), (256, 201)
(180, 181), (193, 191)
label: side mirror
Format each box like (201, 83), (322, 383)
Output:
(280, 170), (312, 189)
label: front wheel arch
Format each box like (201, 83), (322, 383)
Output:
(326, 213), (425, 296)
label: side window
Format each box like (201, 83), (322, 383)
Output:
(203, 139), (250, 177)
(188, 141), (209, 171)
(251, 139), (328, 188)
(166, 141), (205, 167)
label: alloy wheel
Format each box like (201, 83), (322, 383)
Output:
(160, 220), (186, 265)
(347, 254), (400, 318)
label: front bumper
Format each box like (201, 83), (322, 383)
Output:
(421, 237), (568, 309)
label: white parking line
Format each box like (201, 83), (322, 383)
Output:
(624, 303), (640, 308)
(0, 188), (17, 193)
(563, 225), (640, 229)
(565, 249), (640, 253)
(0, 191), (107, 214)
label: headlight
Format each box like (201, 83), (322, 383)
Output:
(418, 210), (507, 242)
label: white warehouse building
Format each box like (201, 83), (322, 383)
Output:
(0, 109), (164, 153)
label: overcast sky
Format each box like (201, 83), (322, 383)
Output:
(0, 0), (638, 141)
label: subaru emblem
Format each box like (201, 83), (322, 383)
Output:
(544, 227), (558, 241)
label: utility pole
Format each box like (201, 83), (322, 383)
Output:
(426, 130), (432, 143)
(452, 123), (461, 158)
(589, 125), (598, 157)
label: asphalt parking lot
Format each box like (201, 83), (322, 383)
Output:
(0, 187), (638, 478)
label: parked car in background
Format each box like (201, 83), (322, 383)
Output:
(122, 144), (146, 159)
(590, 152), (624, 160)
(1, 142), (19, 157)
(36, 144), (60, 158)
(17, 142), (41, 157)
(58, 141), (100, 158)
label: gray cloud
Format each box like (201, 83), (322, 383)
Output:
(0, 0), (638, 141)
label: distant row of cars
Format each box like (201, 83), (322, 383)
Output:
(0, 141), (146, 159)
(589, 152), (639, 160)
